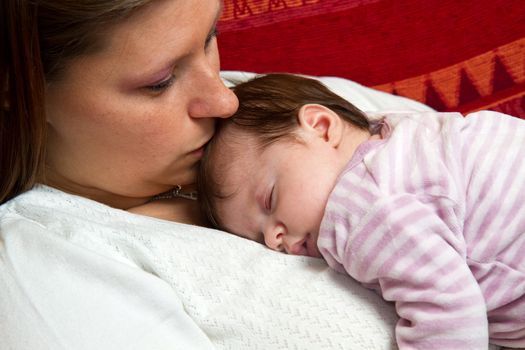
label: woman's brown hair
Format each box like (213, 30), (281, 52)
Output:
(0, 0), (153, 204)
(198, 73), (370, 228)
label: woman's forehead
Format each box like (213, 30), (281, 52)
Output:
(88, 0), (221, 75)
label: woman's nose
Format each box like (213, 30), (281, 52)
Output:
(264, 224), (286, 252)
(188, 67), (239, 119)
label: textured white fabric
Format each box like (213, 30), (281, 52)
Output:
(0, 187), (215, 350)
(0, 73), (498, 349)
(1, 185), (398, 349)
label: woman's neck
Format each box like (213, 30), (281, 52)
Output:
(43, 170), (205, 224)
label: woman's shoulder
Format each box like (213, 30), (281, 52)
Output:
(0, 184), (217, 350)
(1, 184), (125, 227)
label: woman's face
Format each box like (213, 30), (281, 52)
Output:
(45, 0), (238, 208)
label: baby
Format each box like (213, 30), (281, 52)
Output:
(198, 73), (525, 349)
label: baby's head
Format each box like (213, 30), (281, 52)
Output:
(198, 74), (370, 257)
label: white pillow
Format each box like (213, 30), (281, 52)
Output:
(221, 71), (435, 113)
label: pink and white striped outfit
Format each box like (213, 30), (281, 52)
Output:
(318, 111), (525, 349)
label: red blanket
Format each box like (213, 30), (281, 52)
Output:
(218, 0), (525, 118)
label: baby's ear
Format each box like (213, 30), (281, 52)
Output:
(297, 104), (343, 146)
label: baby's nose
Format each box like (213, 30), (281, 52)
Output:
(264, 224), (286, 252)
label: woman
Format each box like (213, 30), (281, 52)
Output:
(1, 0), (237, 348)
(2, 0), (238, 218)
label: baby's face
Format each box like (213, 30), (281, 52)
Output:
(214, 131), (345, 258)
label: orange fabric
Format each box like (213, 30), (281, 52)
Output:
(218, 0), (525, 118)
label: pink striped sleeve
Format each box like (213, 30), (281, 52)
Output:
(329, 193), (489, 349)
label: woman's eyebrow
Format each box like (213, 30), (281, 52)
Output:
(122, 3), (224, 88)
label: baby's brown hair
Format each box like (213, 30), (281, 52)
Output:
(198, 73), (369, 229)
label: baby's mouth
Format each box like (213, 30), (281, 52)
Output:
(289, 234), (311, 256)
(303, 233), (322, 258)
(304, 233), (315, 257)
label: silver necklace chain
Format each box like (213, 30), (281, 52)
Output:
(149, 185), (198, 202)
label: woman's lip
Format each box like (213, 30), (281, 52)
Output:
(190, 146), (205, 158)
(190, 135), (213, 158)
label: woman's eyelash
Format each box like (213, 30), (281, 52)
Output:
(146, 76), (174, 92)
(205, 27), (218, 48)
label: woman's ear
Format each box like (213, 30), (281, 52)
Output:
(297, 104), (344, 147)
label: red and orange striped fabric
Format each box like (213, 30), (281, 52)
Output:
(218, 0), (525, 118)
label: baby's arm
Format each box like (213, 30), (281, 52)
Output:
(339, 194), (488, 349)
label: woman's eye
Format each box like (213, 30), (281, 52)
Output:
(146, 76), (174, 92)
(205, 27), (218, 49)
